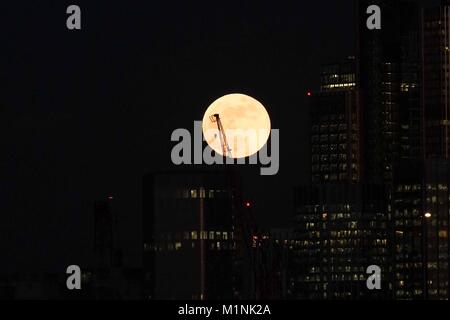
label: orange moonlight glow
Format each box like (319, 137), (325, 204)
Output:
(202, 93), (271, 159)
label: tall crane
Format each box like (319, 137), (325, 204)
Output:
(209, 113), (257, 298)
(209, 113), (232, 158)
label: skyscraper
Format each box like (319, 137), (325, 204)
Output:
(358, 0), (423, 183)
(294, 0), (425, 300)
(392, 158), (450, 300)
(293, 183), (390, 299)
(310, 58), (361, 184)
(423, 4), (450, 159)
(387, 1), (450, 300)
(142, 169), (245, 300)
(294, 55), (390, 299)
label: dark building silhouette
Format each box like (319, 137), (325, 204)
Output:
(310, 57), (361, 184)
(357, 0), (422, 183)
(143, 170), (250, 300)
(91, 198), (128, 299)
(94, 199), (122, 270)
(250, 229), (296, 300)
(423, 4), (450, 159)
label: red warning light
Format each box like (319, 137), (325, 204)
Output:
(245, 201), (252, 208)
(307, 92), (312, 97)
(108, 196), (114, 201)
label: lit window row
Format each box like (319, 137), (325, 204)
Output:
(396, 184), (422, 192)
(321, 83), (356, 89)
(147, 241), (237, 251)
(177, 189), (229, 199)
(189, 231), (232, 240)
(155, 231), (233, 241)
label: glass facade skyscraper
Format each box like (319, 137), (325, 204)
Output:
(295, 0), (450, 300)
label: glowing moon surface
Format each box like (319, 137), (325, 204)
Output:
(202, 93), (271, 159)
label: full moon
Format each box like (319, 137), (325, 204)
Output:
(202, 93), (271, 159)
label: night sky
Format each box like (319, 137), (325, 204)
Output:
(1, 0), (359, 272)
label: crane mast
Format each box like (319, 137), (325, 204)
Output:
(209, 113), (232, 158)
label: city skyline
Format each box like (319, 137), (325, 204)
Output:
(2, 0), (357, 274)
(295, 0), (450, 300)
(2, 0), (449, 301)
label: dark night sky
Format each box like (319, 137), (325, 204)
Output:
(1, 0), (359, 272)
